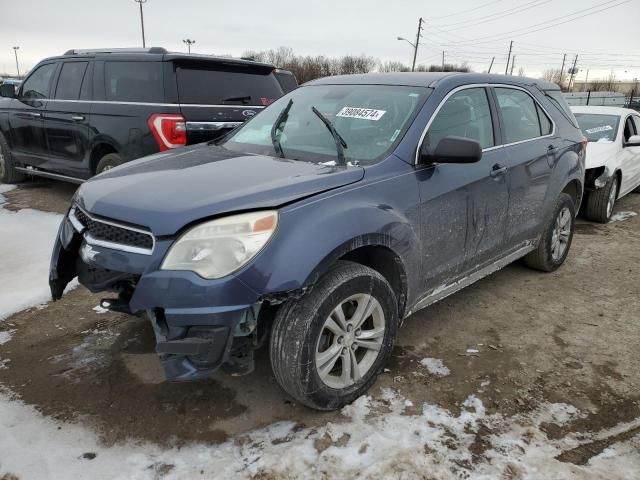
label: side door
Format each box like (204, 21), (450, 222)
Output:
(8, 62), (57, 166)
(619, 115), (640, 195)
(415, 86), (509, 292)
(42, 60), (93, 177)
(492, 86), (557, 246)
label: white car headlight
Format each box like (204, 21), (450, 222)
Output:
(161, 211), (278, 279)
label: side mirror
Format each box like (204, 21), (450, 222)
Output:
(0, 83), (16, 98)
(419, 136), (482, 165)
(625, 135), (640, 147)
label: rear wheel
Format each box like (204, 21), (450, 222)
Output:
(524, 193), (576, 272)
(270, 261), (398, 410)
(95, 153), (123, 175)
(0, 133), (25, 184)
(585, 174), (618, 223)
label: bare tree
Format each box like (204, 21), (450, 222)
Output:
(378, 61), (410, 72)
(517, 67), (526, 77)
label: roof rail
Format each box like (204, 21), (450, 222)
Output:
(63, 47), (168, 55)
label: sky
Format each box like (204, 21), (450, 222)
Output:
(1, 0), (639, 82)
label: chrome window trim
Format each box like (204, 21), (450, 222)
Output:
(69, 205), (155, 255)
(414, 83), (557, 165)
(42, 99), (266, 109)
(186, 121), (243, 131)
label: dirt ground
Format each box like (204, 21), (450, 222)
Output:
(1, 179), (639, 467)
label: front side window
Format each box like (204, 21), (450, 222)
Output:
(104, 61), (163, 102)
(574, 113), (620, 142)
(222, 84), (429, 165)
(20, 63), (56, 99)
(424, 87), (495, 150)
(495, 88), (546, 143)
(55, 62), (88, 100)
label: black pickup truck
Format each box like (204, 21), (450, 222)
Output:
(0, 47), (297, 183)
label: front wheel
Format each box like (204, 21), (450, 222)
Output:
(270, 261), (398, 410)
(95, 153), (123, 175)
(524, 193), (576, 272)
(0, 133), (25, 184)
(585, 174), (618, 223)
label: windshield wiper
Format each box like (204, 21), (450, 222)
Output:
(311, 106), (348, 167)
(270, 99), (293, 158)
(222, 95), (251, 104)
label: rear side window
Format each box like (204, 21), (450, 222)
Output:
(536, 104), (553, 135)
(426, 87), (495, 150)
(176, 66), (283, 106)
(495, 88), (545, 143)
(544, 89), (579, 128)
(274, 70), (298, 93)
(104, 61), (163, 102)
(55, 62), (88, 100)
(21, 63), (56, 99)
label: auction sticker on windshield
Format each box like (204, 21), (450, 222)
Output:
(336, 107), (386, 121)
(585, 125), (613, 134)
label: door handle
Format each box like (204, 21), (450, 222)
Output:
(71, 115), (85, 121)
(29, 112), (42, 118)
(490, 164), (507, 178)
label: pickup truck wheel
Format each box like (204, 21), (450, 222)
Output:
(95, 153), (123, 174)
(0, 133), (25, 184)
(270, 261), (398, 410)
(585, 174), (618, 223)
(524, 193), (576, 272)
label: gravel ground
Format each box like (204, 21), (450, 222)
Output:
(1, 178), (639, 478)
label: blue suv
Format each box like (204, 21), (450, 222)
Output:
(50, 72), (585, 410)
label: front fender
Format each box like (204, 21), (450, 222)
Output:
(236, 164), (422, 306)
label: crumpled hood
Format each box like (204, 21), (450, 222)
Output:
(77, 144), (364, 236)
(585, 141), (618, 169)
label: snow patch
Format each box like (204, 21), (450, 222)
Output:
(92, 305), (109, 314)
(0, 204), (77, 321)
(0, 330), (15, 345)
(609, 211), (637, 223)
(420, 357), (450, 376)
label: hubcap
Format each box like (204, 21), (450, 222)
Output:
(315, 293), (385, 389)
(551, 206), (572, 262)
(607, 182), (617, 218)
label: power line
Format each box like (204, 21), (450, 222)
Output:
(428, 0), (505, 20)
(432, 0), (550, 30)
(443, 0), (632, 45)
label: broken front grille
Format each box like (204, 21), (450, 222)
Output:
(70, 206), (154, 254)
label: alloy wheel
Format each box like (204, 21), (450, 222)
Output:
(315, 293), (385, 389)
(551, 206), (572, 261)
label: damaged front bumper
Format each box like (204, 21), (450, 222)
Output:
(585, 166), (610, 190)
(49, 210), (264, 381)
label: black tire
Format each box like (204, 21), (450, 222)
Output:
(584, 174), (618, 223)
(95, 153), (123, 174)
(524, 193), (576, 272)
(270, 261), (398, 410)
(0, 132), (25, 184)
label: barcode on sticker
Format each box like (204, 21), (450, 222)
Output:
(585, 125), (613, 134)
(336, 107), (386, 121)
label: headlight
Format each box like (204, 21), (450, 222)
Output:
(161, 211), (278, 279)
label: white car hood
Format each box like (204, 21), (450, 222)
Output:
(585, 141), (618, 169)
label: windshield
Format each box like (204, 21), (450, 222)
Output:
(221, 84), (429, 165)
(574, 113), (620, 142)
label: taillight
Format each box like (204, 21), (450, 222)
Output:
(148, 114), (187, 151)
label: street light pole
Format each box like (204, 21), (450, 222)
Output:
(134, 0), (147, 48)
(183, 39), (196, 53)
(12, 46), (20, 78)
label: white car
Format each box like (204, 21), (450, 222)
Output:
(571, 106), (640, 222)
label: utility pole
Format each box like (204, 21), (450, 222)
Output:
(568, 54), (578, 92)
(488, 56), (495, 74)
(442, 50), (445, 71)
(12, 46), (20, 78)
(134, 0), (147, 48)
(559, 53), (566, 88)
(504, 40), (513, 75)
(411, 17), (424, 72)
(183, 39), (196, 53)
(583, 69), (590, 91)
(510, 55), (516, 75)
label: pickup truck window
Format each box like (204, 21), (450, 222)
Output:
(55, 62), (88, 100)
(104, 61), (163, 103)
(20, 63), (56, 99)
